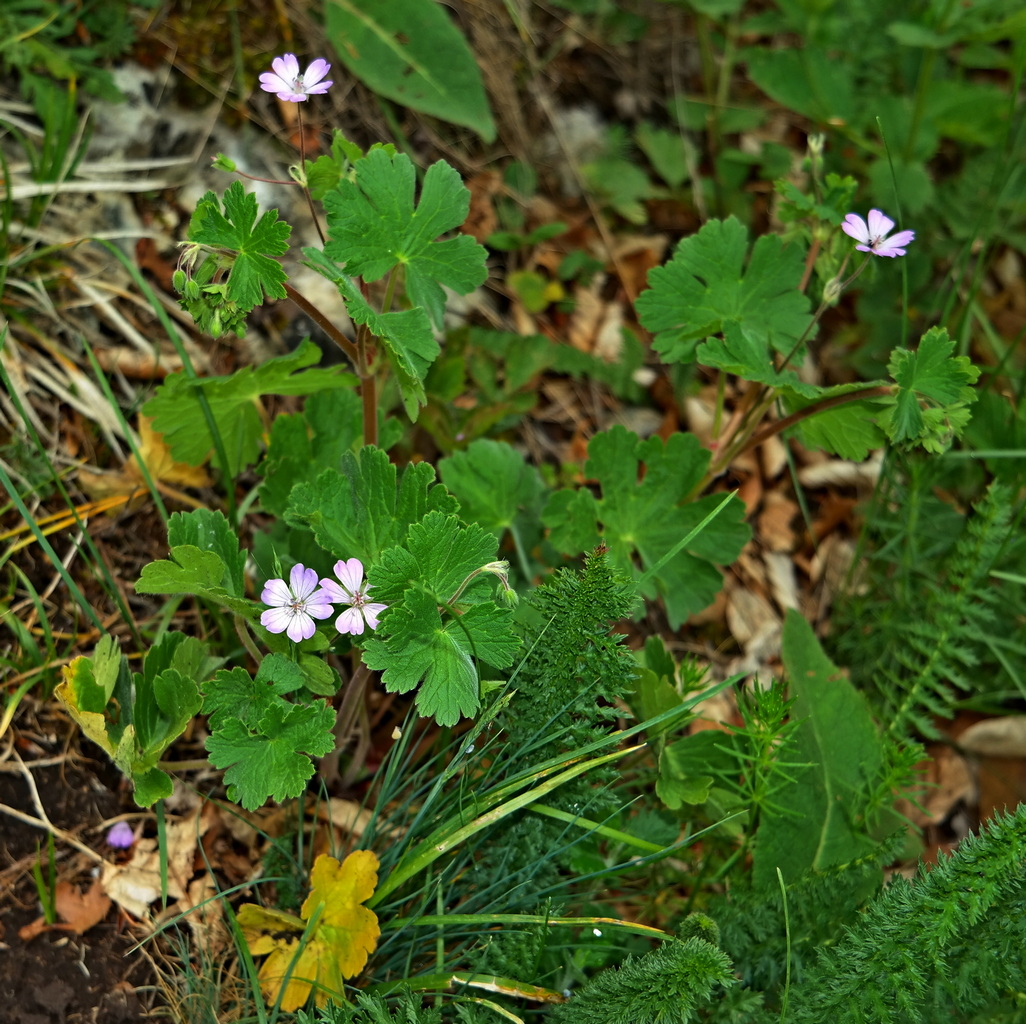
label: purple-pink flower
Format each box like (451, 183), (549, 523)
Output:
(260, 564), (335, 643)
(259, 53), (333, 103)
(320, 558), (387, 636)
(841, 209), (915, 258)
(107, 822), (135, 849)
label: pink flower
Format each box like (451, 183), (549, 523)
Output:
(259, 53), (333, 103)
(841, 209), (915, 258)
(260, 564), (335, 642)
(320, 558), (388, 636)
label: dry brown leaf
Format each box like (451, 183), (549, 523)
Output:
(101, 811), (206, 919)
(757, 492), (798, 552)
(958, 717), (1026, 758)
(18, 879), (111, 940)
(78, 415), (211, 500)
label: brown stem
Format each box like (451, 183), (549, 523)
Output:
(283, 282), (360, 365)
(737, 384), (893, 458)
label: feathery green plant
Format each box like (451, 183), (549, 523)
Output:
(836, 470), (1024, 736)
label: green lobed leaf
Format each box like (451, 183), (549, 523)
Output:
(882, 327), (981, 452)
(143, 339), (356, 475)
(542, 426), (750, 627)
(284, 445), (457, 565)
(361, 590), (518, 726)
(697, 322), (819, 396)
(188, 180), (292, 310)
(259, 389), (401, 517)
(367, 510), (499, 605)
(320, 149), (488, 329)
(753, 611), (886, 887)
(203, 666), (280, 732)
(206, 701), (335, 811)
(324, 0), (495, 141)
(438, 439), (547, 542)
(636, 216), (812, 365)
(136, 513), (257, 615)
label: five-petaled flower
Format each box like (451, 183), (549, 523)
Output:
(259, 53), (333, 103)
(260, 563), (335, 642)
(841, 209), (915, 258)
(320, 558), (388, 636)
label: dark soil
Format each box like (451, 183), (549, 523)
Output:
(0, 750), (155, 1024)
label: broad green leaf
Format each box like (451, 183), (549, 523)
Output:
(143, 339), (356, 475)
(636, 217), (812, 364)
(882, 326), (980, 453)
(206, 701), (336, 810)
(542, 426), (750, 626)
(362, 587), (519, 726)
(743, 46), (855, 125)
(781, 382), (889, 461)
(439, 439), (547, 543)
(284, 445), (457, 564)
(698, 322), (819, 396)
(188, 180), (291, 310)
(325, 0), (495, 141)
(753, 611), (885, 887)
(367, 510), (497, 604)
(320, 149), (488, 329)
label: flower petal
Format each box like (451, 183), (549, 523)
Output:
(362, 603), (388, 630)
(261, 577), (291, 606)
(332, 558), (366, 597)
(303, 59), (331, 86)
(272, 53), (300, 81)
(335, 606), (367, 636)
(841, 214), (869, 244)
(261, 606), (293, 634)
(289, 563), (321, 600)
(286, 613), (316, 643)
(866, 209), (895, 238)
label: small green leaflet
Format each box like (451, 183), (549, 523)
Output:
(136, 509), (255, 615)
(206, 701), (335, 811)
(882, 326), (980, 453)
(143, 340), (356, 476)
(636, 216), (812, 364)
(361, 512), (520, 726)
(188, 180), (291, 310)
(321, 149), (488, 330)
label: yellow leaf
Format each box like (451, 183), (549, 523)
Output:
(237, 851), (380, 1012)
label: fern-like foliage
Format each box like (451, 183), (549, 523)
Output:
(551, 935), (735, 1024)
(836, 475), (1020, 738)
(786, 803), (1026, 1024)
(506, 547), (638, 760)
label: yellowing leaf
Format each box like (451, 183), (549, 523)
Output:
(237, 850), (380, 1011)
